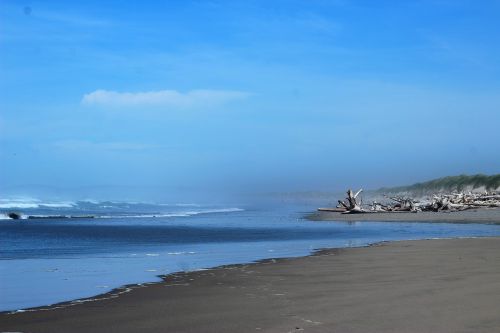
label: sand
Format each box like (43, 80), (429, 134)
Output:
(309, 207), (500, 224)
(2, 237), (500, 332)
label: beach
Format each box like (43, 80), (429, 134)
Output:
(3, 0), (499, 331)
(309, 208), (500, 224)
(2, 237), (500, 332)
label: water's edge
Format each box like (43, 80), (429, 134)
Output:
(3, 234), (493, 315)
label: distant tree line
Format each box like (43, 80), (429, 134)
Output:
(377, 174), (500, 196)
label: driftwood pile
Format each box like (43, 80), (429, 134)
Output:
(418, 192), (500, 212)
(319, 189), (500, 214)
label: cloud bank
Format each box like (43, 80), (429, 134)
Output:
(81, 89), (251, 108)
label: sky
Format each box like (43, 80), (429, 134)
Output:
(1, 0), (499, 200)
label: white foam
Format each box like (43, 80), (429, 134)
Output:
(98, 208), (244, 219)
(167, 251), (196, 255)
(39, 202), (75, 208)
(0, 202), (40, 209)
(184, 208), (244, 215)
(99, 213), (189, 219)
(0, 198), (75, 209)
(158, 203), (201, 207)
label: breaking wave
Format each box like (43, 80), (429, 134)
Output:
(0, 199), (76, 209)
(0, 198), (244, 220)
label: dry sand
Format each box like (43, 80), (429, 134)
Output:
(2, 237), (500, 333)
(309, 208), (500, 224)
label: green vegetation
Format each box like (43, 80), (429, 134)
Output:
(378, 174), (500, 195)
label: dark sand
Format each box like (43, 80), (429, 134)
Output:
(309, 208), (500, 224)
(3, 238), (500, 333)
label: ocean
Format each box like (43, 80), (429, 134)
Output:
(2, 198), (500, 312)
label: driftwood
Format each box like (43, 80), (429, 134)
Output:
(320, 189), (500, 214)
(334, 189), (366, 214)
(373, 191), (500, 213)
(368, 196), (419, 212)
(318, 208), (348, 213)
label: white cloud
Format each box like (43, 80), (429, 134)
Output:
(81, 89), (252, 109)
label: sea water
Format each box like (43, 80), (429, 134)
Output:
(1, 199), (500, 312)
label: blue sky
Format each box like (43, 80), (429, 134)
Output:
(1, 0), (499, 199)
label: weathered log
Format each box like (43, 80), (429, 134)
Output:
(337, 200), (349, 210)
(318, 208), (347, 212)
(346, 189), (363, 212)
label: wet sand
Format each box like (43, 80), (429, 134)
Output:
(2, 237), (500, 333)
(309, 208), (500, 224)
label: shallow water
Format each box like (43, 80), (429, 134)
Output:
(2, 202), (500, 311)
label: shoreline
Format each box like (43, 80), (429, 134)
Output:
(1, 226), (499, 314)
(1, 233), (489, 315)
(1, 241), (383, 315)
(3, 237), (500, 332)
(308, 207), (500, 224)
(5, 214), (500, 314)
